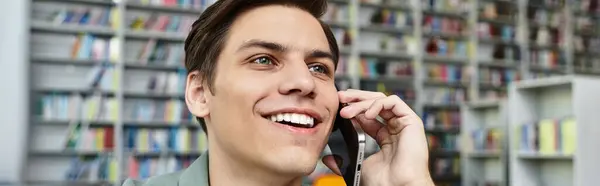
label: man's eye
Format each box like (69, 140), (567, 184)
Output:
(253, 57), (273, 65)
(309, 64), (329, 74)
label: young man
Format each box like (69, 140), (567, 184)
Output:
(123, 0), (434, 185)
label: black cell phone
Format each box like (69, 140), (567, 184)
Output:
(328, 86), (366, 186)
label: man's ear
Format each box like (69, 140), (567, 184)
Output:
(185, 71), (210, 118)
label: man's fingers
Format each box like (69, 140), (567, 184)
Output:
(353, 115), (392, 147)
(339, 99), (374, 119)
(338, 89), (386, 103)
(340, 95), (414, 121)
(364, 95), (414, 121)
(352, 115), (384, 141)
(322, 155), (343, 176)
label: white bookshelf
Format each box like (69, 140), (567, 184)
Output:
(461, 99), (509, 186)
(508, 75), (600, 186)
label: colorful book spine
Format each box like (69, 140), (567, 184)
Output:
(65, 156), (118, 182)
(423, 88), (466, 105)
(422, 110), (461, 129)
(471, 128), (502, 152)
(517, 117), (576, 155)
(125, 127), (207, 153)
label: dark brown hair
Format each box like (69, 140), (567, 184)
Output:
(184, 0), (340, 134)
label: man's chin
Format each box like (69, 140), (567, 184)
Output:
(265, 150), (322, 175)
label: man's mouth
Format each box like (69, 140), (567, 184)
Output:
(266, 113), (316, 128)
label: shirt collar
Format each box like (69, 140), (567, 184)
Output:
(178, 151), (210, 186)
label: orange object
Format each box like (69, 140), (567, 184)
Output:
(312, 174), (346, 186)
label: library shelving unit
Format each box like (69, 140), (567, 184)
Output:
(26, 0), (213, 185)
(508, 75), (600, 186)
(461, 99), (509, 186)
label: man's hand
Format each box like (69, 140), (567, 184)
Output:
(322, 89), (434, 186)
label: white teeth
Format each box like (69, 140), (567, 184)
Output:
(299, 115), (307, 124)
(269, 113), (315, 127)
(291, 113), (300, 124)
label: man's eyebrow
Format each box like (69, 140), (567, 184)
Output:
(237, 40), (288, 53)
(237, 39), (334, 62)
(308, 50), (334, 61)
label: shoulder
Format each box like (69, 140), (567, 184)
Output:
(121, 171), (184, 186)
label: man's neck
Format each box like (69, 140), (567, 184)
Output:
(207, 146), (304, 186)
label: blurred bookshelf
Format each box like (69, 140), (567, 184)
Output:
(508, 76), (600, 186)
(22, 0), (600, 185)
(461, 99), (509, 186)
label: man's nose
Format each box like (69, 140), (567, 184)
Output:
(278, 61), (317, 98)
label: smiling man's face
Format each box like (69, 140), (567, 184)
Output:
(196, 5), (340, 175)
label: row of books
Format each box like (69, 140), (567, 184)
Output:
(517, 117), (576, 155)
(471, 128), (503, 152)
(124, 127), (207, 153)
(127, 13), (195, 34)
(143, 71), (187, 95)
(322, 2), (349, 24)
(369, 9), (413, 28)
(128, 0), (218, 9)
(423, 110), (461, 130)
(377, 35), (411, 54)
(478, 45), (521, 62)
(133, 39), (185, 66)
(423, 17), (466, 35)
(64, 126), (115, 151)
(423, 0), (469, 13)
(32, 34), (117, 61)
(573, 0), (600, 13)
(527, 5), (563, 28)
(124, 99), (194, 123)
(127, 156), (196, 180)
(426, 64), (471, 84)
(573, 16), (598, 34)
(87, 64), (119, 90)
(477, 23), (515, 41)
(432, 157), (461, 178)
(529, 51), (568, 69)
(478, 68), (519, 87)
(66, 156), (119, 182)
(424, 39), (468, 58)
(573, 36), (600, 54)
(529, 27), (562, 46)
(45, 7), (114, 27)
(37, 95), (118, 122)
(479, 0), (514, 19)
(423, 88), (467, 105)
(427, 134), (460, 151)
(359, 58), (413, 78)
(332, 28), (353, 48)
(73, 34), (116, 61)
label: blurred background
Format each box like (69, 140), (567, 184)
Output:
(1, 0), (600, 186)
